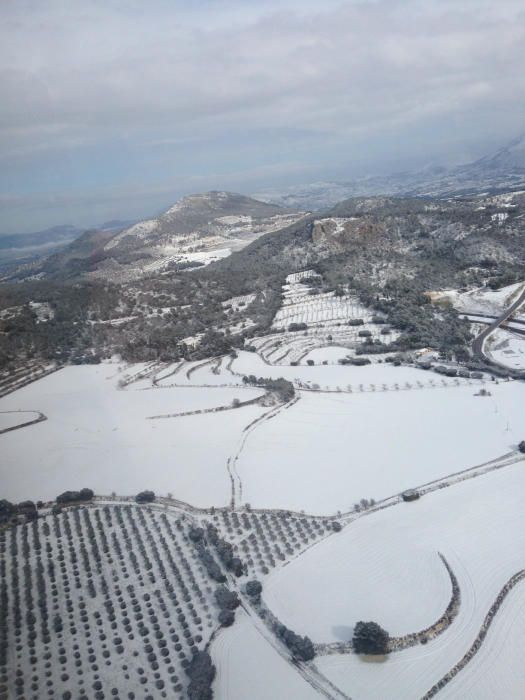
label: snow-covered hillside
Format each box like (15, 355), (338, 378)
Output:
(81, 191), (307, 281)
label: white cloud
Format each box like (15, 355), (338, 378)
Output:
(0, 0), (524, 229)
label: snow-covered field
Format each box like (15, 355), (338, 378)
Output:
(485, 328), (525, 371)
(0, 410), (41, 432)
(439, 576), (525, 699)
(277, 461), (525, 699)
(235, 378), (523, 514)
(0, 363), (264, 505)
(3, 341), (525, 699)
(433, 281), (525, 316)
(233, 350), (467, 390)
(212, 610), (319, 699)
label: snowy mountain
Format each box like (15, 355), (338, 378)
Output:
(0, 221), (135, 269)
(470, 133), (525, 171)
(254, 134), (525, 210)
(11, 192), (306, 282)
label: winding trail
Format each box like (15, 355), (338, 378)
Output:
(93, 446), (524, 700)
(421, 569), (525, 699)
(227, 395), (301, 508)
(314, 553), (460, 657)
(471, 284), (525, 373)
(97, 350), (525, 698)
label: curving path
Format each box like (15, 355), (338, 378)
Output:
(314, 553), (460, 657)
(471, 285), (525, 372)
(421, 569), (525, 699)
(227, 395), (301, 507)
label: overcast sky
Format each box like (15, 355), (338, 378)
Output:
(1, 0), (524, 233)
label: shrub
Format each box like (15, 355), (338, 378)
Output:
(196, 546), (225, 583)
(218, 609), (235, 627)
(519, 441), (525, 454)
(188, 527), (204, 543)
(245, 580), (262, 603)
(434, 365), (457, 377)
(346, 357), (371, 366)
(275, 624), (315, 661)
(214, 586), (240, 611)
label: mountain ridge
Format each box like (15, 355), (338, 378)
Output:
(253, 133), (525, 210)
(4, 191), (306, 282)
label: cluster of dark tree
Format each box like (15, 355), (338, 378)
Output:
(242, 375), (295, 402)
(188, 526), (205, 543)
(215, 586), (241, 627)
(190, 524), (245, 577)
(273, 623), (315, 661)
(353, 498), (376, 512)
(166, 260), (205, 271)
(288, 322), (308, 332)
(362, 281), (473, 361)
(0, 243), (282, 367)
(353, 621), (390, 655)
(186, 651), (216, 700)
(0, 499), (39, 524)
(135, 490), (155, 503)
(519, 441), (525, 454)
(206, 524), (245, 576)
(486, 270), (523, 290)
(56, 487), (94, 504)
(0, 280), (122, 369)
(195, 545), (226, 583)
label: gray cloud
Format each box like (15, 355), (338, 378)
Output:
(0, 0), (524, 231)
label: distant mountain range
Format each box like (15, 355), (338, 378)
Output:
(5, 192), (305, 282)
(253, 134), (525, 210)
(3, 133), (525, 280)
(0, 220), (135, 268)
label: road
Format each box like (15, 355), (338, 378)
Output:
(464, 311), (525, 326)
(471, 285), (525, 368)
